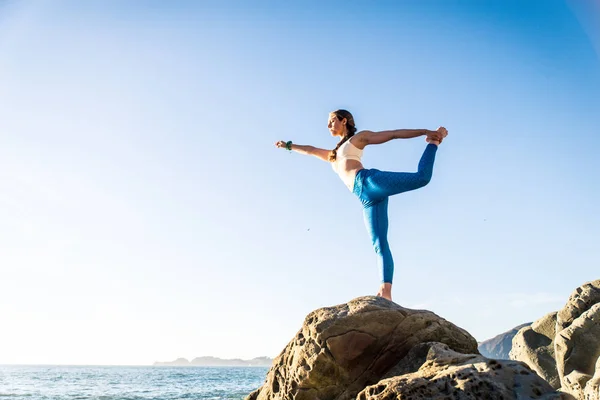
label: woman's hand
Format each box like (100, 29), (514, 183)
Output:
(425, 126), (448, 144)
(425, 132), (442, 142)
(273, 142), (330, 161)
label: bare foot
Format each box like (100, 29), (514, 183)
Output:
(376, 283), (393, 301)
(437, 126), (448, 143)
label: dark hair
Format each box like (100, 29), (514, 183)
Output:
(328, 109), (357, 162)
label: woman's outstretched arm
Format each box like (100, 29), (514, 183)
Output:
(275, 140), (330, 162)
(355, 128), (443, 147)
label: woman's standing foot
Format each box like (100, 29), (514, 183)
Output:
(377, 283), (393, 301)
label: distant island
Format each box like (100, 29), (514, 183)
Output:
(153, 356), (273, 367)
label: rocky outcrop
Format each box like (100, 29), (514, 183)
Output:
(556, 302), (600, 398)
(583, 357), (600, 400)
(478, 322), (531, 360)
(510, 312), (560, 388)
(247, 296), (566, 400)
(358, 342), (564, 400)
(510, 279), (600, 399)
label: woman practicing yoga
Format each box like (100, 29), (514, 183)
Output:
(275, 109), (447, 301)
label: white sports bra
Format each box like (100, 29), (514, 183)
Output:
(331, 139), (364, 190)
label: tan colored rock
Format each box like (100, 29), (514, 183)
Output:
(507, 280), (600, 398)
(510, 312), (560, 388)
(533, 311), (559, 339)
(356, 342), (570, 400)
(562, 370), (593, 399)
(583, 357), (600, 400)
(247, 296), (478, 400)
(556, 280), (600, 332)
(555, 302), (600, 399)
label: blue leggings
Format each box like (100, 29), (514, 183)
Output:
(352, 143), (438, 283)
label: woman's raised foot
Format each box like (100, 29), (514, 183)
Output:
(426, 126), (448, 145)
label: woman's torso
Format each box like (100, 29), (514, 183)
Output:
(331, 138), (364, 191)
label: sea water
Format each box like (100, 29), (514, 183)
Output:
(0, 365), (269, 400)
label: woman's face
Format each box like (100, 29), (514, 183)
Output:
(328, 114), (347, 137)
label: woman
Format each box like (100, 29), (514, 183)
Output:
(275, 109), (447, 301)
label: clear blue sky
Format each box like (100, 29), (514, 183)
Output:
(1, 0), (599, 365)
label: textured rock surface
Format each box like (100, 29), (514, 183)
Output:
(478, 322), (531, 360)
(583, 357), (600, 400)
(357, 342), (568, 400)
(509, 280), (600, 399)
(247, 296), (478, 400)
(556, 281), (600, 332)
(510, 312), (560, 388)
(555, 302), (600, 399)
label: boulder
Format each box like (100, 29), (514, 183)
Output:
(583, 357), (600, 400)
(510, 312), (560, 388)
(509, 279), (600, 399)
(247, 296), (568, 400)
(357, 342), (569, 400)
(555, 302), (600, 399)
(248, 296), (478, 400)
(556, 280), (600, 332)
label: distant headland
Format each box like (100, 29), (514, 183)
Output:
(153, 356), (272, 367)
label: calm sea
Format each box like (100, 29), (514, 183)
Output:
(0, 365), (269, 400)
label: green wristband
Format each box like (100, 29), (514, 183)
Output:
(285, 141), (292, 151)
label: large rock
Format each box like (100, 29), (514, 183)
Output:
(555, 302), (600, 398)
(357, 342), (569, 400)
(556, 281), (600, 332)
(247, 296), (478, 400)
(248, 296), (570, 400)
(583, 357), (600, 400)
(509, 279), (600, 399)
(510, 312), (560, 388)
(479, 322), (531, 360)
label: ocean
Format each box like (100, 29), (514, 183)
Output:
(0, 365), (269, 400)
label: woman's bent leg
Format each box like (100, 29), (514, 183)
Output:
(362, 198), (394, 284)
(362, 143), (438, 201)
